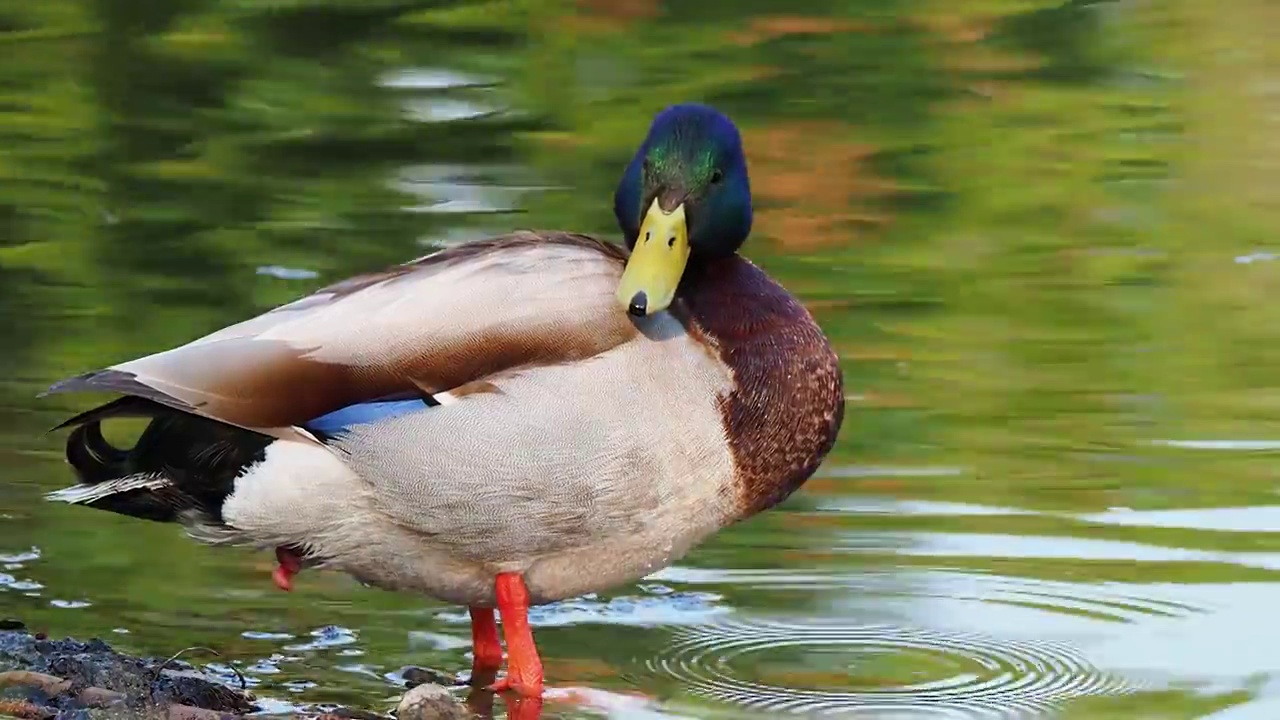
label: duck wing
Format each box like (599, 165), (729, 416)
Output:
(44, 232), (636, 435)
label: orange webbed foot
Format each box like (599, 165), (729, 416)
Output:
(272, 546), (303, 592)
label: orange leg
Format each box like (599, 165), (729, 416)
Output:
(487, 572), (544, 697)
(469, 606), (504, 669)
(505, 693), (543, 720)
(272, 546), (303, 592)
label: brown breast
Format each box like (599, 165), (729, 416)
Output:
(678, 256), (846, 518)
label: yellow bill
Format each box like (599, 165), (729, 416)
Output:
(616, 198), (691, 317)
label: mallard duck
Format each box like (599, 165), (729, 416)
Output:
(43, 103), (845, 697)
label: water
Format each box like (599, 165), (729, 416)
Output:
(2, 1), (1279, 718)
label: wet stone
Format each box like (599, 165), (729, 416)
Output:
(395, 683), (467, 720)
(0, 629), (254, 716)
(399, 667), (457, 689)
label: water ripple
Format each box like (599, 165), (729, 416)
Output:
(0, 547), (40, 563)
(648, 618), (1134, 717)
(282, 625), (358, 652)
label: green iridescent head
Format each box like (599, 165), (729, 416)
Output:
(613, 103), (753, 316)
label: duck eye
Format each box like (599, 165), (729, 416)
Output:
(710, 169), (724, 185)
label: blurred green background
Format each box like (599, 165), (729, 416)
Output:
(3, 0), (1280, 718)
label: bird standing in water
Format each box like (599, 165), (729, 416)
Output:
(44, 103), (845, 705)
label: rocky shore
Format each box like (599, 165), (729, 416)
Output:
(0, 621), (468, 720)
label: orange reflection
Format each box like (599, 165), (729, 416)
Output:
(570, 0), (661, 34)
(729, 16), (875, 46)
(744, 123), (895, 251)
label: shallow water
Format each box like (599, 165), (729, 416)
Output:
(3, 1), (1280, 718)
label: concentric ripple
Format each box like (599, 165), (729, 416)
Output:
(648, 618), (1134, 717)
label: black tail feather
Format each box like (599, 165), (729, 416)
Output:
(50, 395), (159, 433)
(65, 422), (129, 484)
(52, 396), (272, 526)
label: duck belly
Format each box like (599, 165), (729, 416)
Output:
(316, 494), (730, 606)
(218, 436), (736, 606)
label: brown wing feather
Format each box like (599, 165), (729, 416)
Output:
(45, 232), (636, 432)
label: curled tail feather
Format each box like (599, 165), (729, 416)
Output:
(48, 396), (271, 529)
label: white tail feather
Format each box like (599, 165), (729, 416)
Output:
(45, 473), (170, 505)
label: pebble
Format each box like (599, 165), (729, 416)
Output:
(395, 683), (467, 720)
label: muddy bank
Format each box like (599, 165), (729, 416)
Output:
(0, 621), (466, 720)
